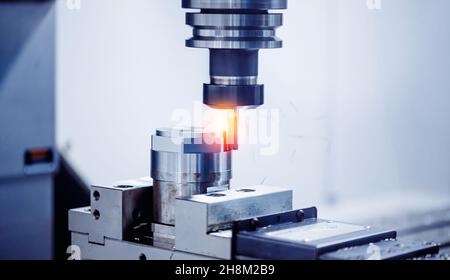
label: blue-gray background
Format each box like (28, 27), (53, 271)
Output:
(56, 0), (450, 222)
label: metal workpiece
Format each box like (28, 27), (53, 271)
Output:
(152, 180), (229, 229)
(175, 185), (293, 259)
(151, 127), (233, 226)
(152, 127), (228, 153)
(151, 152), (232, 183)
(183, 0), (287, 108)
(152, 223), (176, 250)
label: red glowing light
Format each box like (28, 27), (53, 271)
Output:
(203, 108), (239, 151)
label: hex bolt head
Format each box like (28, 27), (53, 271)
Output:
(250, 218), (260, 231)
(296, 210), (305, 222)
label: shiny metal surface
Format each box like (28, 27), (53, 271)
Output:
(182, 0), (287, 10)
(194, 29), (275, 39)
(186, 39), (282, 49)
(151, 153), (232, 183)
(186, 13), (283, 28)
(152, 128), (226, 154)
(151, 127), (232, 226)
(153, 181), (229, 226)
(175, 185), (293, 259)
(183, 0), (287, 108)
(71, 232), (216, 260)
(69, 179), (153, 245)
(152, 223), (176, 250)
(186, 13), (283, 50)
(156, 127), (205, 138)
(211, 76), (258, 86)
(185, 185), (293, 228)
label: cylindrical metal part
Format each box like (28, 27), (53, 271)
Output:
(203, 84), (264, 108)
(183, 0), (287, 108)
(182, 0), (288, 10)
(210, 49), (259, 79)
(185, 13), (284, 50)
(211, 76), (258, 86)
(151, 127), (232, 225)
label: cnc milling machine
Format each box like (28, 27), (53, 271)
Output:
(67, 0), (443, 260)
